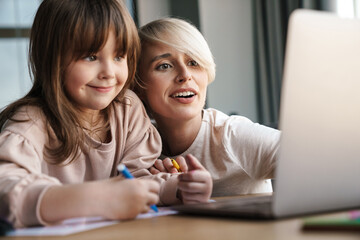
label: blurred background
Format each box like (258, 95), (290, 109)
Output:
(0, 0), (359, 127)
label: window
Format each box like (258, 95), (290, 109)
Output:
(0, 0), (40, 109)
(336, 0), (360, 18)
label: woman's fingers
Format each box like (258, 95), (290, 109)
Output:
(162, 158), (178, 173)
(175, 156), (188, 172)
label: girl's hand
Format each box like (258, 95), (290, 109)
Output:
(177, 154), (212, 204)
(39, 177), (160, 224)
(149, 157), (188, 174)
(101, 177), (160, 220)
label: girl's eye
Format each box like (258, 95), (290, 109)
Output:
(188, 60), (199, 66)
(84, 55), (97, 61)
(114, 56), (123, 62)
(156, 63), (172, 71)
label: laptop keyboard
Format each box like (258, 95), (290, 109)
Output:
(213, 195), (272, 212)
(172, 194), (274, 218)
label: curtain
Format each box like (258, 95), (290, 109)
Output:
(252, 0), (325, 128)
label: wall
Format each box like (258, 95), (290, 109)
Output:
(198, 0), (257, 120)
(136, 0), (170, 26)
(136, 0), (258, 121)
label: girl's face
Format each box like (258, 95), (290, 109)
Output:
(138, 40), (208, 122)
(64, 30), (128, 115)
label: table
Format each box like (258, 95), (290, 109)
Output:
(2, 195), (360, 240)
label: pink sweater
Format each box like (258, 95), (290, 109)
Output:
(0, 90), (179, 227)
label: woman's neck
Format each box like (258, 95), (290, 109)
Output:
(154, 112), (202, 156)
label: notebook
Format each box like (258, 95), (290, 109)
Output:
(171, 9), (360, 219)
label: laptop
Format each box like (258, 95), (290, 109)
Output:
(171, 9), (360, 219)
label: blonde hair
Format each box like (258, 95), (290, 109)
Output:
(138, 18), (216, 83)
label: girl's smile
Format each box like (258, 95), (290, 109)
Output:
(88, 85), (114, 93)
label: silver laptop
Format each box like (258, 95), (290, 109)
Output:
(171, 9), (360, 219)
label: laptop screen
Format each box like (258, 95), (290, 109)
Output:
(273, 9), (360, 217)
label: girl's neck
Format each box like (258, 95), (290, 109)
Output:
(81, 110), (101, 129)
(81, 110), (111, 143)
(155, 112), (203, 156)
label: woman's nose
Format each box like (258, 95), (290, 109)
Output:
(175, 67), (192, 83)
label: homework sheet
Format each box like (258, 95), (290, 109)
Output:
(6, 207), (178, 237)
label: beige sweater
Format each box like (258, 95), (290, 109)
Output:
(0, 90), (179, 228)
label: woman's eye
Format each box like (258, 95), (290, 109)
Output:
(156, 63), (172, 70)
(84, 55), (97, 61)
(188, 60), (199, 66)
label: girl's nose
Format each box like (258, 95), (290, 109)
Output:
(175, 67), (192, 83)
(98, 61), (115, 80)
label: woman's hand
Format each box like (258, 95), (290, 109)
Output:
(177, 154), (212, 204)
(149, 157), (188, 174)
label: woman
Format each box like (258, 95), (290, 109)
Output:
(133, 18), (280, 197)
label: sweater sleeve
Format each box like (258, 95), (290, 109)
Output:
(117, 91), (181, 205)
(0, 130), (61, 228)
(224, 116), (281, 180)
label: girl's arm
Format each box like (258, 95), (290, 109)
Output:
(39, 177), (160, 224)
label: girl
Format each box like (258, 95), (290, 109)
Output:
(134, 18), (281, 197)
(0, 1), (211, 228)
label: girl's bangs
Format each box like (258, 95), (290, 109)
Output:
(69, 1), (131, 61)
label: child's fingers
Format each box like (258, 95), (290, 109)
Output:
(185, 154), (206, 171)
(140, 205), (151, 214)
(141, 180), (160, 208)
(146, 190), (160, 206)
(153, 159), (166, 172)
(146, 179), (160, 194)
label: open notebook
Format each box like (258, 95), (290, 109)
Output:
(171, 9), (360, 219)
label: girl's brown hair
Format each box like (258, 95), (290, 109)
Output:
(0, 0), (140, 164)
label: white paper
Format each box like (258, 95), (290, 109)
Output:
(6, 207), (178, 237)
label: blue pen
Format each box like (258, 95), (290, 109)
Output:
(117, 164), (159, 212)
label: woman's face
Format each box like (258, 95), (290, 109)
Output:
(138, 40), (208, 123)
